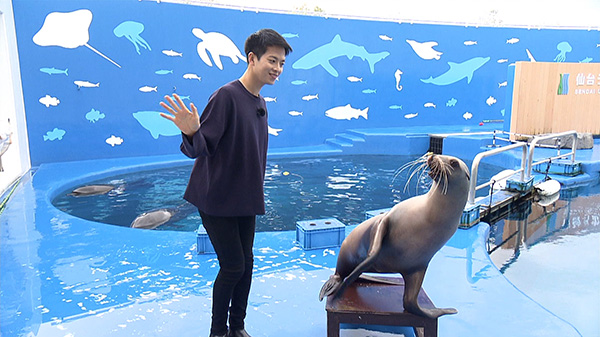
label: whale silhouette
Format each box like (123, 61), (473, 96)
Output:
(192, 28), (246, 70)
(421, 57), (490, 86)
(292, 34), (389, 77)
(133, 111), (181, 139)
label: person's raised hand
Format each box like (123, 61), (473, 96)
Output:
(160, 94), (200, 136)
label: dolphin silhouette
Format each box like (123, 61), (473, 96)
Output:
(292, 35), (390, 77)
(421, 57), (490, 86)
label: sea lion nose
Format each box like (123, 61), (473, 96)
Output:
(427, 154), (436, 166)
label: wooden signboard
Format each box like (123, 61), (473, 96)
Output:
(510, 62), (600, 135)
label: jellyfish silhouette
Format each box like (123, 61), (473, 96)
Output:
(113, 21), (151, 55)
(33, 9), (121, 68)
(554, 41), (572, 62)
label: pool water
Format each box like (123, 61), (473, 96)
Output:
(487, 183), (600, 337)
(52, 155), (503, 232)
(52, 155), (415, 232)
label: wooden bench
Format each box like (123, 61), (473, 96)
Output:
(325, 277), (438, 337)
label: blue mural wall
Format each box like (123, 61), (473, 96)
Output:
(13, 0), (599, 165)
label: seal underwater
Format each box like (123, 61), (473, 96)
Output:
(69, 184), (115, 197)
(319, 154), (471, 319)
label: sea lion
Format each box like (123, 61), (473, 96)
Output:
(130, 209), (173, 230)
(319, 154), (471, 319)
(69, 184), (115, 196)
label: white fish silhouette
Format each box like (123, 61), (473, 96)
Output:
(379, 35), (393, 41)
(288, 111), (303, 116)
(406, 40), (442, 60)
(162, 49), (182, 57)
(404, 113), (418, 119)
(424, 102), (436, 108)
(486, 96), (497, 106)
(498, 81), (508, 88)
(268, 125), (282, 136)
(347, 76), (362, 82)
(139, 86), (157, 92)
(106, 135), (124, 147)
(497, 59), (509, 63)
(39, 94), (60, 107)
(302, 94), (318, 101)
(463, 112), (473, 120)
(394, 69), (403, 91)
(264, 97), (277, 102)
(506, 38), (520, 44)
(74, 80), (99, 88)
(464, 41), (477, 46)
(325, 104), (368, 120)
(183, 73), (201, 81)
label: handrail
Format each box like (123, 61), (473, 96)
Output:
(467, 142), (528, 205)
(526, 130), (577, 179)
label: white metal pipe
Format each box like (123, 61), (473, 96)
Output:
(467, 142), (528, 205)
(526, 130), (578, 179)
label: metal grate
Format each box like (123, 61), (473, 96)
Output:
(429, 136), (444, 154)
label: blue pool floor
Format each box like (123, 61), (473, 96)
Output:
(1, 137), (599, 337)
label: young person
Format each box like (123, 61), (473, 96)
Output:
(159, 29), (292, 337)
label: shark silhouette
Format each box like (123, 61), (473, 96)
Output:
(421, 57), (490, 85)
(292, 35), (390, 77)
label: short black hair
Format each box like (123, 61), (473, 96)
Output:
(244, 28), (292, 60)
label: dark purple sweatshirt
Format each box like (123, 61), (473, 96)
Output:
(181, 80), (268, 216)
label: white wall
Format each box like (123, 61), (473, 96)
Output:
(0, 0), (30, 195)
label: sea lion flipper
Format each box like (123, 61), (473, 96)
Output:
(403, 269), (458, 318)
(318, 274), (341, 301)
(334, 216), (389, 298)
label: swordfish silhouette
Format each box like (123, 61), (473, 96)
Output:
(292, 34), (390, 77)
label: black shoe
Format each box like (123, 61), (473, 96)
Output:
(209, 331), (227, 337)
(227, 329), (251, 337)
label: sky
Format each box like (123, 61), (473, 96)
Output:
(173, 0), (600, 29)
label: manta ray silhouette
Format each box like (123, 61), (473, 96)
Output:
(292, 35), (389, 77)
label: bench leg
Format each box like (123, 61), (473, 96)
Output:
(423, 320), (438, 337)
(327, 313), (340, 337)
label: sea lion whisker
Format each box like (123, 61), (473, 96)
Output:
(404, 161), (429, 193)
(397, 159), (426, 189)
(393, 156), (427, 185)
(417, 164), (432, 194)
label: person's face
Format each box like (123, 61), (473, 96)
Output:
(249, 46), (286, 86)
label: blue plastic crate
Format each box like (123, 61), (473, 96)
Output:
(460, 204), (481, 228)
(296, 218), (345, 250)
(365, 208), (391, 220)
(506, 176), (534, 193)
(196, 225), (215, 254)
(533, 159), (582, 176)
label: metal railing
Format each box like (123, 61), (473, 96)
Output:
(467, 142), (528, 205)
(466, 130), (579, 205)
(526, 130), (578, 179)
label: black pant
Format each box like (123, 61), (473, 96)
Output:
(199, 211), (256, 335)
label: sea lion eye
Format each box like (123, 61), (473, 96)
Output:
(449, 159), (458, 167)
